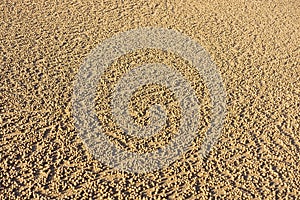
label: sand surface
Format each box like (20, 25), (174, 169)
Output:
(1, 0), (299, 199)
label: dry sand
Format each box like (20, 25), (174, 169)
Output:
(1, 0), (300, 199)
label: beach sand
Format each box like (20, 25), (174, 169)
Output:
(1, 0), (299, 199)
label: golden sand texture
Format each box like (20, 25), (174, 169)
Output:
(94, 48), (211, 154)
(1, 0), (300, 199)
